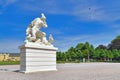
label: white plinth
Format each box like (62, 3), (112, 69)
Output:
(19, 43), (58, 73)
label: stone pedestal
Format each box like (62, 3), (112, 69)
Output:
(19, 43), (58, 73)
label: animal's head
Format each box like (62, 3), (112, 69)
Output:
(41, 13), (48, 28)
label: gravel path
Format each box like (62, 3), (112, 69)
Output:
(0, 63), (120, 80)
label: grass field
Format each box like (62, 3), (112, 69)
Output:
(0, 61), (20, 65)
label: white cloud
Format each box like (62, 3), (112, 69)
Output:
(54, 33), (116, 51)
(0, 0), (18, 7)
(0, 34), (115, 52)
(0, 0), (119, 23)
(5, 0), (17, 6)
(0, 0), (18, 14)
(17, 0), (120, 23)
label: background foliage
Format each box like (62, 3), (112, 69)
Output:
(57, 36), (120, 63)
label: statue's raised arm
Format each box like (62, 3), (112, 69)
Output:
(25, 13), (54, 46)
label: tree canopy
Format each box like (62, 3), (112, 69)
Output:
(108, 35), (120, 50)
(57, 35), (120, 63)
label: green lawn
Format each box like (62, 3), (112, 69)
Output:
(0, 61), (20, 65)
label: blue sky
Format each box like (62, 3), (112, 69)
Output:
(0, 0), (120, 52)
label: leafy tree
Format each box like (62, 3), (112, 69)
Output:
(56, 35), (120, 63)
(107, 50), (114, 61)
(101, 49), (107, 61)
(96, 45), (107, 50)
(66, 47), (76, 62)
(108, 35), (120, 50)
(93, 49), (101, 61)
(83, 49), (89, 58)
(75, 50), (83, 60)
(112, 49), (120, 61)
(57, 52), (66, 61)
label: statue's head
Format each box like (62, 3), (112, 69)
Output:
(41, 13), (48, 28)
(41, 13), (46, 20)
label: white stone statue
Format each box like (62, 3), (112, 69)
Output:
(25, 13), (53, 46)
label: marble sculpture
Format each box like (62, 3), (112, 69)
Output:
(25, 13), (53, 46)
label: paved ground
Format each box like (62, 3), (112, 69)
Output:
(0, 63), (120, 80)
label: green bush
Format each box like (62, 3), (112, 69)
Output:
(0, 61), (20, 65)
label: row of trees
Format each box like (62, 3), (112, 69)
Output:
(57, 36), (120, 62)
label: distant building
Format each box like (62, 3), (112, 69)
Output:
(0, 53), (20, 61)
(0, 53), (9, 61)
